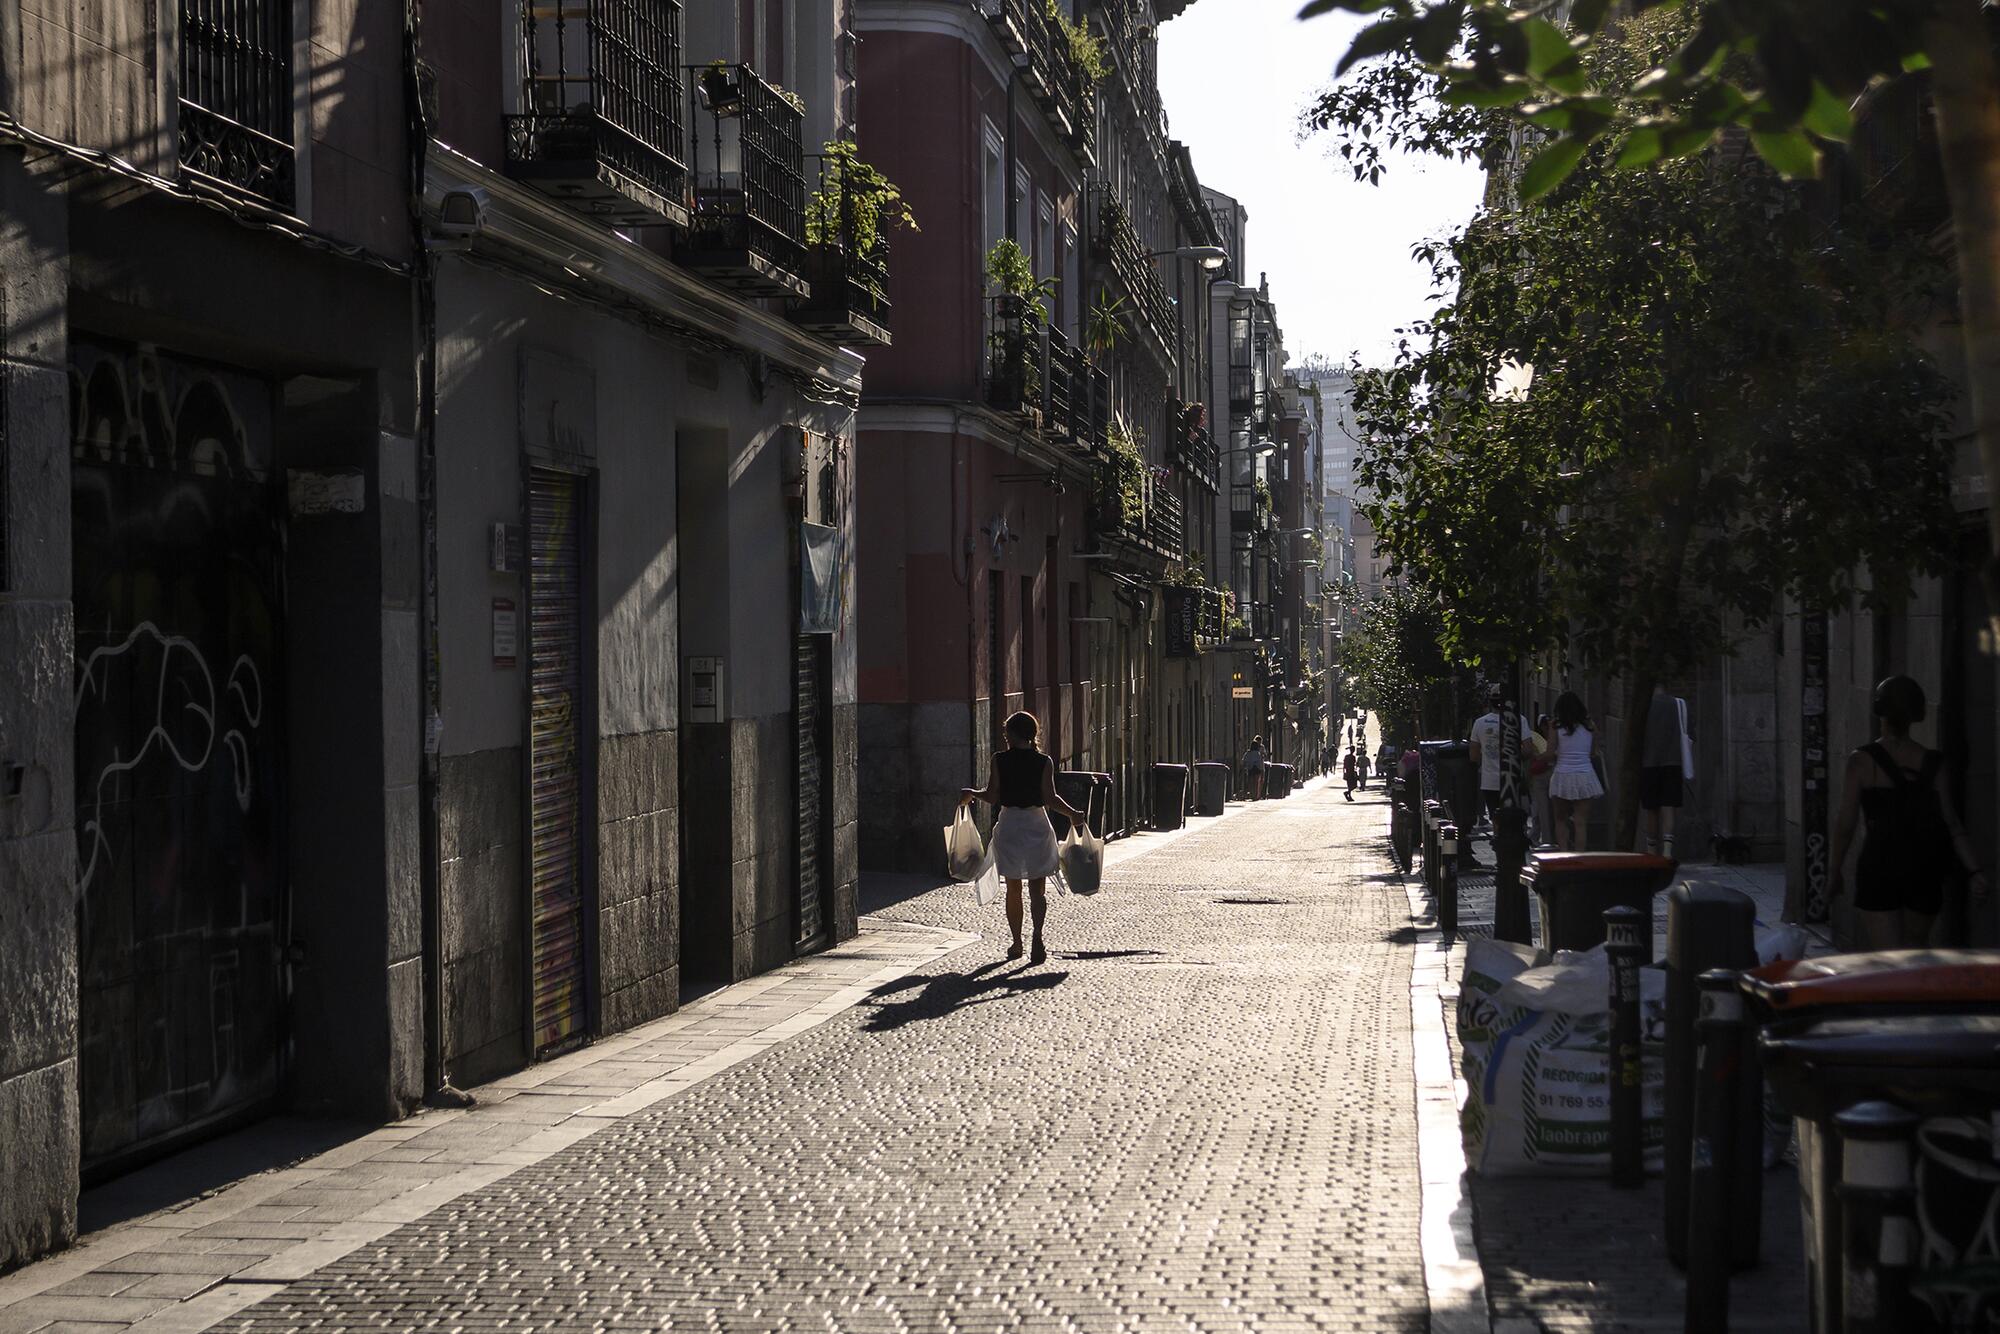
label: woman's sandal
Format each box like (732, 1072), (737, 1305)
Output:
(1030, 940), (1047, 965)
(1007, 943), (1024, 961)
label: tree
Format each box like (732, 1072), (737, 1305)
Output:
(1301, 0), (2000, 642)
(1341, 583), (1465, 745)
(1348, 119), (1955, 845)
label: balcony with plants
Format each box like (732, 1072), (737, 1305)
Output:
(789, 143), (912, 347)
(984, 0), (1106, 166)
(679, 61), (807, 297)
(1162, 562), (1226, 656)
(1169, 398), (1217, 489)
(1088, 186), (1175, 361)
(984, 239), (1054, 419)
(504, 0), (689, 229)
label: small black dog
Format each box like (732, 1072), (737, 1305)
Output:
(1710, 833), (1754, 865)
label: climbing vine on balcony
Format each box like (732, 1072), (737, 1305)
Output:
(1100, 422), (1147, 526)
(1045, 2), (1110, 86)
(806, 141), (917, 258)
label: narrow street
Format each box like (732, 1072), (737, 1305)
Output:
(0, 782), (1431, 1334)
(229, 781), (1425, 1332)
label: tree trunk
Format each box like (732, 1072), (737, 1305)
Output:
(1926, 0), (2000, 639)
(1613, 667), (1657, 853)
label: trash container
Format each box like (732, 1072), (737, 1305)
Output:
(1748, 950), (2000, 1334)
(1194, 762), (1230, 817)
(1151, 763), (1189, 831)
(1523, 853), (1677, 961)
(1054, 770), (1110, 838)
(1267, 763), (1293, 798)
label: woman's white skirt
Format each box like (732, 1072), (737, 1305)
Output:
(1549, 769), (1605, 802)
(992, 806), (1061, 879)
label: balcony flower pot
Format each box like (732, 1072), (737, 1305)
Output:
(699, 65), (745, 118)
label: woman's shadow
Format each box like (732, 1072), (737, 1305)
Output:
(862, 959), (1071, 1032)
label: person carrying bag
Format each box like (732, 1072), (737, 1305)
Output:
(960, 711), (1086, 965)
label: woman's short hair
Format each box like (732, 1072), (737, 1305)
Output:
(1872, 675), (1927, 728)
(1002, 711), (1041, 748)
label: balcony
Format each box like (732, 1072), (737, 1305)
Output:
(178, 0), (296, 210)
(1164, 585), (1226, 657)
(790, 155), (892, 346)
(1044, 326), (1110, 451)
(984, 0), (1098, 167)
(1143, 487), (1185, 555)
(985, 298), (1044, 419)
(505, 0), (689, 229)
(1169, 399), (1217, 489)
(1089, 187), (1175, 360)
(680, 64), (807, 297)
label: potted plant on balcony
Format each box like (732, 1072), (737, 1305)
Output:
(1085, 291), (1125, 362)
(985, 239), (1055, 411)
(1092, 422), (1145, 536)
(1044, 1), (1110, 88)
(699, 61), (746, 117)
(800, 142), (916, 337)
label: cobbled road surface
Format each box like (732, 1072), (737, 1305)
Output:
(227, 784), (1428, 1332)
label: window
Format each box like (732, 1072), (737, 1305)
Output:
(178, 0), (295, 209)
(982, 122), (1005, 259)
(1015, 166), (1032, 250)
(1037, 197), (1055, 284)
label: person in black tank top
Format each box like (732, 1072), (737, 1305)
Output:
(1829, 676), (1987, 949)
(961, 711), (1087, 964)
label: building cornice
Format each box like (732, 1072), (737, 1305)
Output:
(860, 398), (1099, 483)
(423, 143), (864, 392)
(852, 1), (1088, 188)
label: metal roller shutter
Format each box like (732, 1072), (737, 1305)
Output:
(528, 468), (587, 1056)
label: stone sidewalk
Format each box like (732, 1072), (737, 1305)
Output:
(1384, 787), (1817, 1332)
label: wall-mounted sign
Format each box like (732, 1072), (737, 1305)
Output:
(489, 522), (523, 573)
(491, 598), (517, 668)
(688, 656), (724, 723)
(1163, 587), (1199, 658)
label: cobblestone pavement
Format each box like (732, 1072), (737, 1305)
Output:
(205, 782), (1428, 1333)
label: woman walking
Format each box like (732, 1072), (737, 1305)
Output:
(1829, 676), (1988, 950)
(1342, 749), (1358, 801)
(961, 711), (1087, 964)
(1547, 692), (1603, 851)
(1242, 735), (1269, 801)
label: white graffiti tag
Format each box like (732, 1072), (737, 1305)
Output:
(74, 622), (264, 899)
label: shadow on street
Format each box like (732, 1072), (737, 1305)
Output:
(863, 961), (1071, 1031)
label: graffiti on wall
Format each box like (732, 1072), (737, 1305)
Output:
(70, 338), (285, 1167)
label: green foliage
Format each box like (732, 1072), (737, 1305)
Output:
(806, 141), (918, 257)
(1253, 478), (1273, 513)
(1340, 585), (1459, 738)
(1101, 422), (1147, 523)
(1163, 554), (1209, 588)
(985, 239), (1056, 326)
(1349, 147), (1955, 680)
(1046, 1), (1111, 85)
(1086, 291), (1126, 359)
(1299, 0), (1943, 195)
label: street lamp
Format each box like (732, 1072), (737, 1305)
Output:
(1149, 245), (1229, 271)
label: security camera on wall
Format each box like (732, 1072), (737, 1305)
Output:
(432, 188), (490, 248)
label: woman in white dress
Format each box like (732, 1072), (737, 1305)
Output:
(1547, 691), (1604, 851)
(961, 712), (1087, 964)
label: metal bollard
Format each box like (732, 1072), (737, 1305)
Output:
(1423, 800), (1442, 899)
(1438, 823), (1459, 938)
(1835, 1101), (1921, 1334)
(1605, 905), (1646, 1189)
(1390, 779), (1414, 872)
(1686, 968), (1744, 1334)
(1493, 805), (1533, 944)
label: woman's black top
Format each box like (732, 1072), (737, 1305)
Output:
(1855, 743), (1954, 914)
(996, 749), (1051, 808)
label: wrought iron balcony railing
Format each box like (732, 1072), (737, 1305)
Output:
(790, 154), (892, 346)
(681, 63), (807, 297)
(504, 0), (689, 229)
(1169, 399), (1217, 489)
(984, 0), (1097, 166)
(178, 0), (296, 209)
(1143, 487), (1185, 556)
(1089, 187), (1175, 360)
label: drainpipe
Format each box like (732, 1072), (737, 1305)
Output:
(405, 0), (467, 1109)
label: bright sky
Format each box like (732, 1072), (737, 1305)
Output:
(1158, 0), (1486, 368)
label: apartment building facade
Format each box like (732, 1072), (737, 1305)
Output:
(1, 0), (876, 1269)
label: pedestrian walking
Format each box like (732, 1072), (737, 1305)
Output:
(1242, 735), (1269, 801)
(1342, 749), (1357, 801)
(1529, 712), (1555, 848)
(1357, 751), (1372, 789)
(1829, 676), (1988, 950)
(1639, 683), (1692, 858)
(1547, 691), (1603, 851)
(1467, 688), (1533, 829)
(960, 711), (1087, 964)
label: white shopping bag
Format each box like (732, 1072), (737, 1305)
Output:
(943, 807), (991, 883)
(1059, 824), (1105, 896)
(972, 862), (1003, 906)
